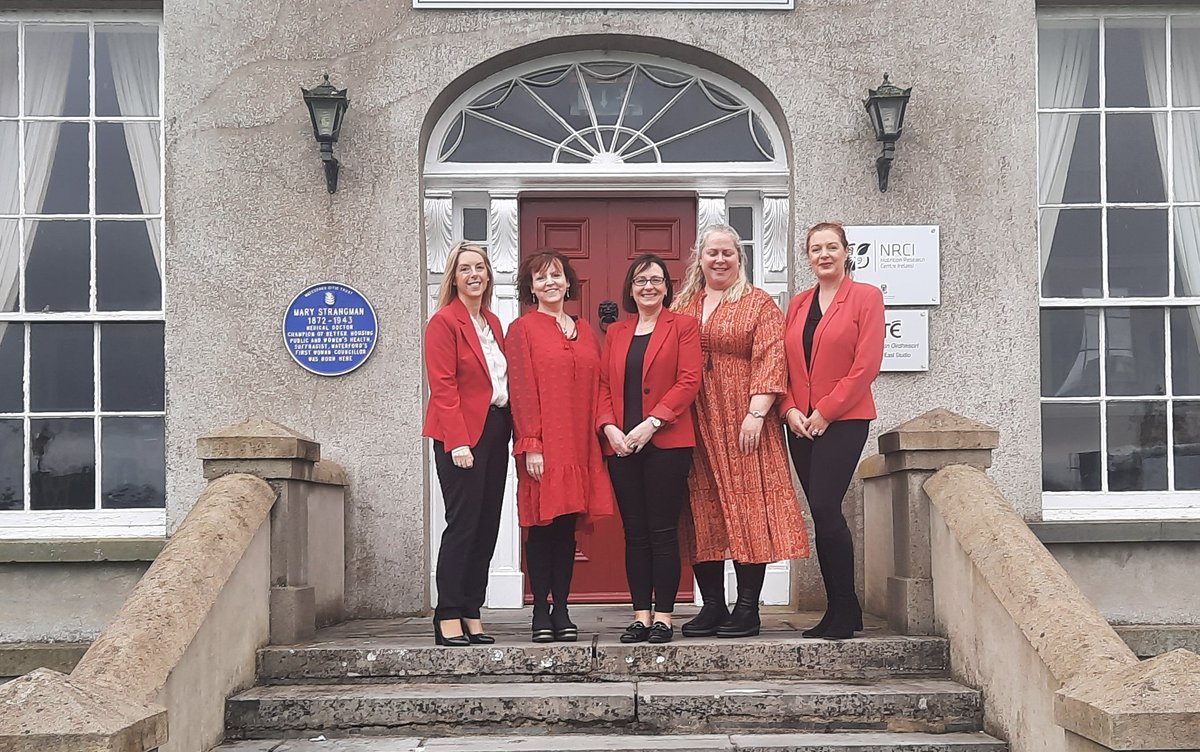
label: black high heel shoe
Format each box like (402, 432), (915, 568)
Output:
(822, 597), (864, 641)
(461, 619), (495, 645)
(433, 618), (470, 647)
(801, 609), (832, 639)
(550, 605), (578, 642)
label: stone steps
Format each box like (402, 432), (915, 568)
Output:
(257, 635), (950, 684)
(214, 731), (1009, 751)
(224, 678), (984, 739)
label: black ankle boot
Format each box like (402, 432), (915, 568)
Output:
(801, 609), (832, 639)
(531, 604), (554, 643)
(718, 562), (764, 638)
(682, 560), (728, 637)
(550, 603), (577, 642)
(822, 595), (863, 640)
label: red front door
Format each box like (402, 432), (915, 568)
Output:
(520, 197), (697, 603)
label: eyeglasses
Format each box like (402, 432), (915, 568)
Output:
(632, 276), (666, 288)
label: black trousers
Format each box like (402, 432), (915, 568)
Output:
(433, 406), (511, 621)
(525, 513), (578, 609)
(606, 445), (693, 613)
(786, 420), (870, 606)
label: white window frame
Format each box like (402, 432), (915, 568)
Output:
(0, 9), (166, 539)
(1038, 7), (1200, 521)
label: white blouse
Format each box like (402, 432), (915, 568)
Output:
(475, 316), (508, 408)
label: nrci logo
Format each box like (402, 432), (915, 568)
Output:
(852, 243), (871, 270)
(325, 292), (337, 306)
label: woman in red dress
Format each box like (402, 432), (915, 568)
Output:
(506, 249), (615, 642)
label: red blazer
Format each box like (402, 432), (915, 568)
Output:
(422, 297), (506, 450)
(781, 279), (884, 423)
(596, 309), (702, 455)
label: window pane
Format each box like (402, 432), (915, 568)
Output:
(1040, 208), (1102, 297)
(1172, 308), (1200, 395)
(1107, 401), (1167, 492)
(582, 65), (633, 127)
(0, 323), (23, 412)
(1108, 208), (1167, 297)
(1177, 208), (1200, 296)
(26, 122), (89, 215)
(1173, 113), (1200, 203)
(1104, 18), (1166, 108)
(95, 25), (159, 117)
(657, 114), (770, 163)
(1173, 401), (1200, 490)
(0, 219), (16, 312)
(1105, 307), (1165, 396)
(729, 207), (753, 242)
(100, 323), (164, 412)
(1039, 114), (1099, 204)
(447, 114), (556, 163)
(516, 74), (596, 149)
(29, 417), (94, 510)
(462, 208), (487, 243)
(1042, 402), (1101, 491)
(0, 419), (21, 510)
(97, 123), (160, 215)
(24, 25), (89, 117)
(1172, 18), (1200, 107)
(0, 25), (16, 116)
(97, 220), (161, 311)
(24, 220), (90, 312)
(1106, 114), (1166, 204)
(1038, 20), (1099, 108)
(30, 323), (93, 412)
(0, 123), (16, 211)
(1042, 308), (1100, 397)
(101, 417), (164, 508)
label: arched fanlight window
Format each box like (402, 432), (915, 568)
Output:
(436, 60), (777, 165)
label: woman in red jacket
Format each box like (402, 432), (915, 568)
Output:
(597, 254), (702, 644)
(782, 222), (885, 640)
(423, 242), (511, 647)
(507, 249), (615, 643)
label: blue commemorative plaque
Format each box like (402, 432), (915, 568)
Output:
(283, 282), (378, 376)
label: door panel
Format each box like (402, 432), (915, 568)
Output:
(520, 197), (697, 603)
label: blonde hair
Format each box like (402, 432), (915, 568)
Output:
(673, 224), (753, 310)
(435, 242), (494, 311)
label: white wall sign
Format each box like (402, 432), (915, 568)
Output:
(882, 309), (929, 372)
(845, 225), (940, 306)
(415, 0), (791, 7)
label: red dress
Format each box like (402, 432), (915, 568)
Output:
(506, 311), (616, 528)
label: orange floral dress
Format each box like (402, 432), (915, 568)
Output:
(677, 287), (811, 564)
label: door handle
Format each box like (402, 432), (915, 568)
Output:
(598, 299), (619, 332)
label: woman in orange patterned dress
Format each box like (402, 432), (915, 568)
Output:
(673, 224), (810, 638)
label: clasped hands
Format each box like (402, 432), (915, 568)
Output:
(603, 419), (658, 458)
(785, 407), (829, 440)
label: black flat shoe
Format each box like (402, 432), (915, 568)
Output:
(801, 610), (832, 639)
(531, 606), (554, 643)
(648, 622), (674, 644)
(681, 602), (730, 637)
(550, 605), (578, 642)
(462, 619), (495, 645)
(433, 618), (470, 647)
(619, 621), (650, 643)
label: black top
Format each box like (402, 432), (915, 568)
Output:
(623, 333), (652, 433)
(803, 293), (823, 370)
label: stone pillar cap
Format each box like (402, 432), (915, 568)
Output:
(0, 668), (167, 751)
(1056, 648), (1200, 749)
(878, 408), (998, 454)
(196, 416), (320, 462)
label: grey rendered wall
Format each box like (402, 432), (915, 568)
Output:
(0, 562), (149, 642)
(164, 0), (1040, 616)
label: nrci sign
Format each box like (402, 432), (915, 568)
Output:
(415, 0), (791, 7)
(882, 309), (929, 372)
(844, 225), (940, 306)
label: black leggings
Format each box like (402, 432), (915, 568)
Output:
(607, 446), (693, 613)
(525, 513), (578, 609)
(432, 407), (511, 621)
(786, 420), (870, 605)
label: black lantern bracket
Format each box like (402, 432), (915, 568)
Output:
(863, 73), (912, 193)
(302, 74), (349, 194)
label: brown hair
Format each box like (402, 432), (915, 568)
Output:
(805, 222), (853, 275)
(516, 249), (580, 306)
(435, 242), (494, 310)
(621, 254), (674, 313)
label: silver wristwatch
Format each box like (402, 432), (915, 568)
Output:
(649, 416), (664, 429)
(748, 410), (765, 420)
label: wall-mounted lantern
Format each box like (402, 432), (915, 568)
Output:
(301, 74), (349, 194)
(863, 73), (912, 193)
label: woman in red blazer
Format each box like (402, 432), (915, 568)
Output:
(597, 253), (702, 644)
(782, 222), (885, 640)
(423, 242), (511, 647)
